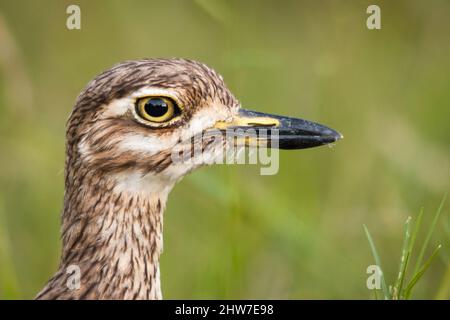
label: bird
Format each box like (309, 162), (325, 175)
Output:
(35, 58), (342, 300)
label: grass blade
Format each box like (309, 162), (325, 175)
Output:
(404, 244), (442, 299)
(414, 194), (447, 274)
(397, 252), (410, 299)
(394, 217), (412, 299)
(364, 224), (390, 299)
(398, 209), (422, 298)
(409, 207), (424, 254)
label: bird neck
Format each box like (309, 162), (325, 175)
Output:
(40, 171), (170, 299)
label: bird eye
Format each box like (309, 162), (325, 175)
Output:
(136, 97), (180, 123)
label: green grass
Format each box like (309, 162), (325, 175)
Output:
(364, 194), (447, 300)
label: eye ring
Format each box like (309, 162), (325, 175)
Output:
(135, 96), (181, 123)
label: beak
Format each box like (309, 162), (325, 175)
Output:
(213, 108), (343, 149)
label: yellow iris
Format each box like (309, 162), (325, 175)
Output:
(136, 96), (177, 123)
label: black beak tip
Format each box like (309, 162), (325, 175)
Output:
(277, 126), (343, 150)
(323, 128), (344, 142)
(316, 127), (343, 147)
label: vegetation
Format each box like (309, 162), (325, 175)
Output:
(364, 195), (447, 299)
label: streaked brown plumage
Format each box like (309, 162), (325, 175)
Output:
(36, 58), (341, 300)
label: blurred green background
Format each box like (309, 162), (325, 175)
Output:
(0, 0), (449, 299)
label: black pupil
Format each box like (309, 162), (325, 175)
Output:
(144, 98), (168, 117)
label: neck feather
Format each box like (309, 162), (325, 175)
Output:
(37, 171), (169, 300)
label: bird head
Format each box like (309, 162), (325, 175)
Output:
(67, 59), (342, 196)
